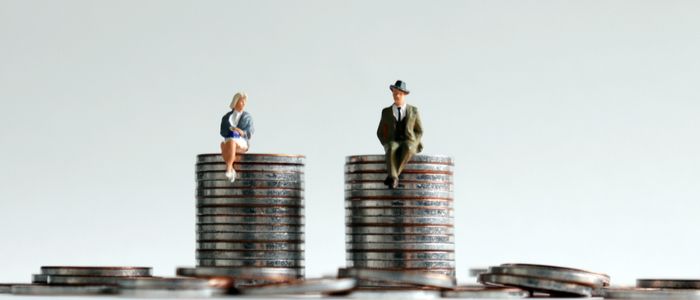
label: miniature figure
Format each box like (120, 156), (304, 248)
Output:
(376, 80), (423, 189)
(220, 91), (255, 182)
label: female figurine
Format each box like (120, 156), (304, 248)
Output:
(220, 91), (254, 182)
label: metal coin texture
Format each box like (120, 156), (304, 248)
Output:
(346, 252), (454, 261)
(347, 289), (442, 299)
(637, 279), (700, 289)
(346, 208), (453, 217)
(345, 163), (453, 173)
(196, 163), (304, 173)
(197, 242), (304, 251)
(345, 190), (453, 199)
(197, 215), (304, 225)
(197, 232), (304, 241)
(45, 275), (152, 285)
(40, 266), (152, 277)
(197, 188), (303, 198)
(345, 173), (453, 183)
(346, 216), (453, 225)
(197, 171), (303, 182)
(604, 287), (700, 299)
(345, 199), (452, 208)
(348, 260), (455, 269)
(197, 224), (304, 233)
(10, 284), (117, 295)
(197, 197), (304, 206)
(240, 277), (356, 295)
(339, 268), (455, 289)
(197, 250), (304, 260)
(346, 234), (454, 243)
(197, 206), (303, 215)
(346, 182), (452, 191)
(346, 155), (453, 164)
(197, 259), (304, 268)
(478, 273), (593, 297)
(495, 263), (610, 287)
(117, 277), (211, 289)
(198, 180), (303, 189)
(197, 153), (305, 164)
(346, 225), (453, 235)
(177, 267), (302, 280)
(346, 242), (454, 251)
(441, 286), (530, 298)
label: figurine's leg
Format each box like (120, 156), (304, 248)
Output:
(395, 142), (416, 176)
(385, 142), (400, 179)
(222, 140), (237, 172)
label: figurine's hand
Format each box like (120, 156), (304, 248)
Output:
(234, 128), (245, 136)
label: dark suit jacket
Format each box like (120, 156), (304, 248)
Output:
(220, 110), (254, 142)
(376, 104), (423, 153)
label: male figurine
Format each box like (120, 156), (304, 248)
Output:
(377, 80), (423, 189)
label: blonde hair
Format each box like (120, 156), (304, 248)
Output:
(229, 91), (248, 110)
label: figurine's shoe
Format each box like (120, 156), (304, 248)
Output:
(391, 178), (399, 189)
(228, 169), (237, 183)
(383, 176), (394, 188)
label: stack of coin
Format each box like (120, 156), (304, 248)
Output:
(13, 266), (153, 296)
(601, 279), (700, 300)
(344, 154), (455, 288)
(192, 153), (305, 285)
(478, 263), (610, 297)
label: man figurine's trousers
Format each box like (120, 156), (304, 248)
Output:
(384, 141), (418, 179)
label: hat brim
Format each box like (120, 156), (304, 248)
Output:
(389, 85), (410, 94)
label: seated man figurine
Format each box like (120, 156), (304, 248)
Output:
(376, 80), (424, 189)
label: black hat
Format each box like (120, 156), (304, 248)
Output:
(389, 80), (410, 94)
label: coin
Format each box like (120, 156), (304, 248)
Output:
(32, 274), (47, 283)
(196, 188), (304, 198)
(345, 173), (453, 182)
(604, 287), (700, 299)
(637, 279), (700, 289)
(345, 208), (453, 217)
(118, 277), (210, 289)
(197, 206), (304, 215)
(240, 277), (356, 295)
(345, 182), (452, 191)
(197, 215), (304, 225)
(197, 242), (304, 251)
(469, 268), (489, 277)
(348, 260), (455, 269)
(40, 266), (152, 277)
(197, 153), (305, 164)
(197, 171), (304, 181)
(197, 251), (304, 260)
(346, 155), (453, 164)
(441, 286), (529, 298)
(347, 289), (442, 299)
(345, 163), (453, 173)
(478, 273), (593, 297)
(345, 190), (453, 199)
(196, 163), (305, 173)
(44, 275), (152, 285)
(345, 199), (452, 208)
(346, 234), (454, 243)
(346, 216), (454, 225)
(10, 284), (117, 295)
(493, 264), (610, 287)
(197, 197), (304, 206)
(339, 268), (455, 289)
(196, 232), (304, 241)
(198, 180), (304, 189)
(0, 284), (16, 293)
(346, 242), (454, 251)
(197, 224), (304, 233)
(177, 267), (302, 280)
(346, 252), (454, 261)
(197, 259), (304, 268)
(346, 226), (453, 235)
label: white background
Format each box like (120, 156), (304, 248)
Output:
(1, 0), (699, 286)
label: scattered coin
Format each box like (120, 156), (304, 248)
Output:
(478, 273), (593, 297)
(239, 277), (356, 295)
(604, 287), (700, 299)
(637, 279), (700, 289)
(10, 284), (117, 295)
(442, 286), (530, 298)
(339, 268), (455, 289)
(40, 266), (152, 277)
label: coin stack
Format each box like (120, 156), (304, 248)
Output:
(193, 153), (305, 285)
(478, 263), (610, 297)
(12, 266), (152, 295)
(344, 154), (455, 288)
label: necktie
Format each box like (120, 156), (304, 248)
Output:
(397, 107), (401, 121)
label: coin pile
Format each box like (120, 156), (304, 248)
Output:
(12, 266), (152, 295)
(190, 153), (305, 286)
(478, 263), (610, 297)
(598, 279), (700, 299)
(344, 154), (455, 289)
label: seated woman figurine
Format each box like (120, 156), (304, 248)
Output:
(219, 91), (255, 182)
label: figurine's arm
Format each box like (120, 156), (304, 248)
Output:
(220, 114), (230, 138)
(377, 110), (389, 146)
(413, 107), (423, 142)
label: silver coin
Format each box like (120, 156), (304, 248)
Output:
(10, 284), (117, 295)
(469, 268), (489, 277)
(346, 216), (453, 225)
(197, 215), (304, 225)
(197, 153), (305, 164)
(198, 206), (304, 215)
(197, 251), (304, 260)
(197, 259), (304, 268)
(346, 154), (453, 164)
(637, 279), (700, 289)
(0, 284), (12, 294)
(32, 274), (47, 283)
(240, 277), (356, 295)
(177, 266), (302, 281)
(347, 289), (442, 299)
(197, 197), (304, 206)
(197, 242), (304, 251)
(339, 268), (455, 289)
(345, 190), (453, 199)
(603, 287), (700, 299)
(196, 163), (305, 173)
(197, 232), (304, 241)
(478, 273), (593, 297)
(117, 277), (210, 289)
(346, 208), (453, 217)
(339, 268), (456, 278)
(346, 226), (453, 235)
(346, 182), (452, 191)
(40, 266), (152, 277)
(493, 263), (610, 287)
(345, 199), (452, 208)
(345, 163), (453, 173)
(346, 234), (454, 243)
(197, 224), (304, 233)
(346, 242), (454, 251)
(345, 173), (453, 182)
(348, 260), (455, 269)
(196, 188), (304, 198)
(119, 288), (226, 297)
(198, 180), (304, 189)
(44, 275), (152, 285)
(346, 252), (454, 261)
(197, 171), (304, 181)
(442, 286), (529, 298)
